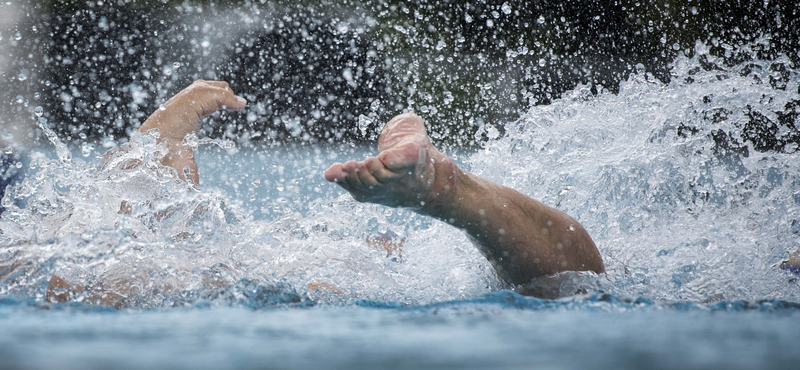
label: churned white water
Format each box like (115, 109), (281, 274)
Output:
(1, 42), (799, 309)
(471, 42), (800, 302)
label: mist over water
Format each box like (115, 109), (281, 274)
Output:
(1, 40), (798, 308)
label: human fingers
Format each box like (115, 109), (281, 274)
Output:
(189, 82), (246, 116)
(342, 161), (367, 188)
(199, 80), (248, 111)
(324, 163), (346, 182)
(356, 164), (379, 187)
(364, 157), (401, 183)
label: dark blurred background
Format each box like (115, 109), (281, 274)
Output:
(1, 0), (798, 149)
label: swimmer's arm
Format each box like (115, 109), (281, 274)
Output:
(424, 168), (604, 286)
(98, 81), (246, 184)
(137, 80), (246, 183)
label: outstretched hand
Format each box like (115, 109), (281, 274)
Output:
(138, 80), (246, 184)
(323, 113), (450, 210)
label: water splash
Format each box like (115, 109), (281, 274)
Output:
(470, 41), (800, 302)
(1, 130), (500, 308)
(2, 41), (799, 308)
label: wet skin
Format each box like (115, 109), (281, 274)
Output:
(46, 80), (603, 303)
(324, 113), (604, 285)
(142, 81), (604, 286)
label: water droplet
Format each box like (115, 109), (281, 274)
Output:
(444, 91), (454, 105)
(3, 147), (12, 154)
(13, 32), (21, 40)
(34, 106), (43, 117)
(173, 62), (181, 68)
(17, 74), (27, 81)
(420, 106), (430, 113)
(183, 132), (199, 147)
(491, 11), (500, 19)
(672, 43), (681, 51)
(501, 2), (512, 15)
(33, 92), (41, 100)
(159, 103), (167, 111)
(537, 15), (545, 24)
(81, 142), (96, 157)
(200, 36), (211, 48)
(342, 68), (354, 82)
(435, 40), (446, 51)
(15, 95), (24, 104)
(538, 59), (547, 67)
(465, 14), (473, 23)
(357, 114), (374, 137)
(569, 224), (575, 231)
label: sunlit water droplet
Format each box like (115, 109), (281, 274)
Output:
(13, 32), (21, 40)
(537, 15), (545, 24)
(159, 103), (167, 111)
(17, 74), (27, 81)
(15, 96), (24, 104)
(34, 106), (43, 117)
(501, 2), (512, 15)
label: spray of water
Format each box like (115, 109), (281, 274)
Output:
(471, 40), (800, 302)
(1, 41), (798, 308)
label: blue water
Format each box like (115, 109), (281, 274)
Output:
(2, 43), (800, 368)
(1, 293), (799, 370)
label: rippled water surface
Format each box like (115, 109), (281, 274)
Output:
(2, 44), (800, 368)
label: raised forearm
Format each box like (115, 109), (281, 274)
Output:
(424, 168), (603, 285)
